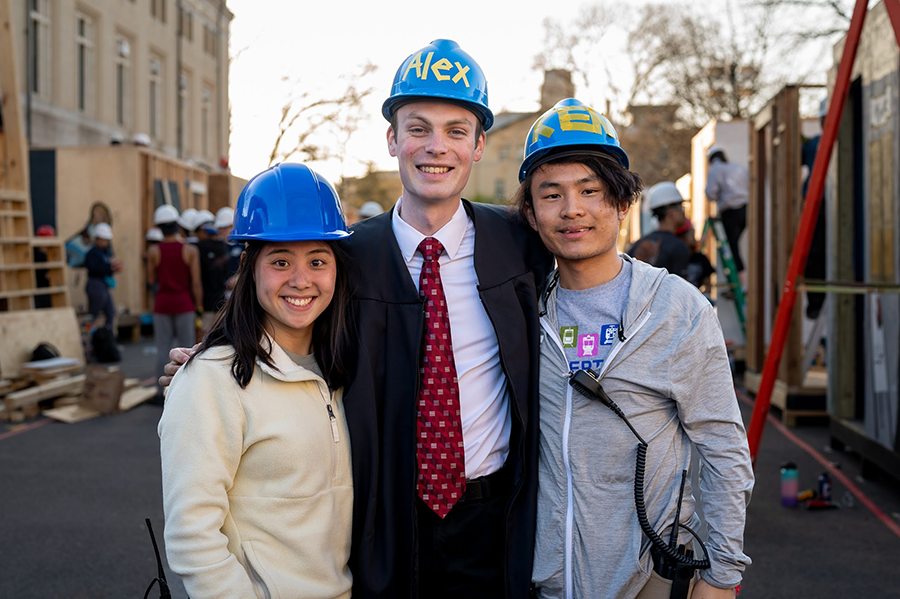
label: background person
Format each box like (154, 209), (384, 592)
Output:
(194, 211), (230, 333)
(177, 207), (200, 243)
(148, 204), (202, 400)
(628, 182), (690, 278)
(159, 163), (354, 599)
(84, 222), (122, 330)
(357, 200), (383, 220)
(705, 146), (749, 288)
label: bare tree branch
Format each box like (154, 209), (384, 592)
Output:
(266, 62), (378, 169)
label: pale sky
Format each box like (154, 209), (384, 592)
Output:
(226, 0), (647, 184)
(225, 0), (837, 185)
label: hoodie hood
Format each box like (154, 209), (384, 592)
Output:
(197, 335), (325, 385)
(540, 254), (668, 338)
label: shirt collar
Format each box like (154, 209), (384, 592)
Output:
(391, 196), (469, 263)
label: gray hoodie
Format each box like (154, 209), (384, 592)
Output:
(532, 255), (753, 599)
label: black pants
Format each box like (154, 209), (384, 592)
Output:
(417, 468), (511, 599)
(86, 278), (115, 329)
(720, 206), (746, 273)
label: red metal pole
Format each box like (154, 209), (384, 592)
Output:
(884, 0), (900, 49)
(746, 0), (870, 465)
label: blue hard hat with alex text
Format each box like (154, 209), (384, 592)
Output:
(230, 163), (351, 242)
(382, 39), (494, 130)
(519, 98), (629, 182)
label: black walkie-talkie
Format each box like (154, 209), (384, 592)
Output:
(142, 518), (171, 599)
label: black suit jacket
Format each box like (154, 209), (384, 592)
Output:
(340, 200), (553, 598)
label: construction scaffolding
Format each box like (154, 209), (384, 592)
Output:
(0, 0), (68, 313)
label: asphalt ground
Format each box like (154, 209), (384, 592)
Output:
(2, 337), (899, 598)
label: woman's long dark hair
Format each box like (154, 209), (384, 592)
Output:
(187, 240), (354, 390)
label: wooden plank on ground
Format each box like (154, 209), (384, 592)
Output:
(119, 386), (157, 411)
(0, 307), (85, 378)
(4, 374), (86, 409)
(43, 404), (100, 424)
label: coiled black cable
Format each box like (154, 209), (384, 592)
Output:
(569, 371), (710, 570)
(634, 442), (710, 569)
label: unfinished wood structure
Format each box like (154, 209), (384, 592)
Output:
(0, 0), (68, 313)
(30, 146), (244, 316)
(826, 0), (900, 481)
(747, 85), (828, 425)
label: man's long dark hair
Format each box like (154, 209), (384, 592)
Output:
(187, 240), (354, 390)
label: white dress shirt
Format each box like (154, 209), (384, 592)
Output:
(392, 197), (511, 479)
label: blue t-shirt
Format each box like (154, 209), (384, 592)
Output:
(556, 259), (631, 373)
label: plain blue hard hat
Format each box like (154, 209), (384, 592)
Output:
(382, 39), (494, 130)
(229, 163), (351, 242)
(519, 98), (629, 182)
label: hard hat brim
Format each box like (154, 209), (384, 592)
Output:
(382, 95), (494, 131)
(519, 146), (630, 182)
(228, 230), (353, 243)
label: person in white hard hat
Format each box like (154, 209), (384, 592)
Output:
(177, 208), (200, 242)
(144, 228), (164, 300)
(214, 207), (235, 239)
(214, 206), (243, 298)
(84, 222), (123, 330)
(146, 227), (164, 243)
(148, 204), (202, 400)
(627, 182), (691, 278)
(357, 201), (383, 221)
(194, 209), (231, 333)
(705, 146), (749, 287)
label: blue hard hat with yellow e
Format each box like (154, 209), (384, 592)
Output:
(519, 98), (629, 182)
(382, 39), (494, 130)
(230, 163), (351, 242)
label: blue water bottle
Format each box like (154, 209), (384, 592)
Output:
(781, 462), (798, 507)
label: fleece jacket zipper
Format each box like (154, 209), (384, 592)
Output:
(540, 307), (652, 599)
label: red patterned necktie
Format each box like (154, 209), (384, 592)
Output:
(416, 237), (466, 518)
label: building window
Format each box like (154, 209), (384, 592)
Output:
(75, 13), (95, 113)
(115, 36), (133, 127)
(151, 0), (167, 23)
(494, 179), (505, 201)
(499, 145), (511, 160)
(201, 86), (212, 159)
(178, 7), (193, 41)
(149, 55), (164, 139)
(203, 24), (217, 57)
(29, 0), (51, 97)
(179, 71), (191, 154)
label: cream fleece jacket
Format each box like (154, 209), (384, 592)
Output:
(158, 338), (352, 599)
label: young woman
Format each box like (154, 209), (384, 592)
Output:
(158, 163), (354, 599)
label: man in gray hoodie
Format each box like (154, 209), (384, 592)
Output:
(515, 99), (753, 599)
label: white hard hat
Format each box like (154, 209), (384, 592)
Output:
(707, 145), (726, 161)
(818, 98), (829, 118)
(193, 209), (216, 230)
(145, 227), (164, 242)
(358, 201), (383, 219)
(132, 132), (151, 147)
(645, 182), (684, 211)
(93, 222), (113, 240)
(154, 204), (180, 225)
(215, 206), (235, 229)
(177, 208), (199, 230)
